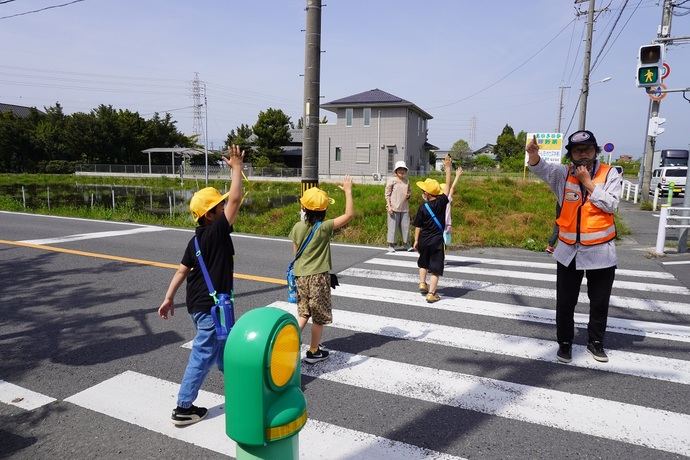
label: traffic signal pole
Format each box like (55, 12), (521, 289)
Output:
(641, 0), (674, 198)
(577, 0), (596, 131)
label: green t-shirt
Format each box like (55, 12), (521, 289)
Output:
(289, 219), (334, 276)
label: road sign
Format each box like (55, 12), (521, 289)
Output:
(648, 83), (667, 101)
(604, 143), (614, 153)
(662, 62), (671, 80)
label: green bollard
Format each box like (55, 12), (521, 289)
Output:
(667, 183), (675, 206)
(225, 307), (306, 460)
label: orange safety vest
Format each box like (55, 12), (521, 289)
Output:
(557, 163), (616, 245)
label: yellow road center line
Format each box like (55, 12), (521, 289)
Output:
(0, 239), (285, 285)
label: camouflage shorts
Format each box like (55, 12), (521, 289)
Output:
(295, 272), (333, 325)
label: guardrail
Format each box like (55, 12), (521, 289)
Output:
(655, 205), (690, 255)
(622, 180), (639, 203)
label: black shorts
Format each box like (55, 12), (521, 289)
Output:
(417, 242), (445, 276)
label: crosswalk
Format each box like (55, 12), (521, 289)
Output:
(5, 249), (690, 458)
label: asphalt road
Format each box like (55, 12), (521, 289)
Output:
(1, 210), (689, 459)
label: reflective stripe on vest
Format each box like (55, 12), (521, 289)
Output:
(557, 163), (616, 246)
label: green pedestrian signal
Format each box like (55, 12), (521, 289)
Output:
(636, 44), (664, 88)
(638, 66), (659, 86)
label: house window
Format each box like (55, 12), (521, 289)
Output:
(346, 108), (353, 127)
(363, 108), (371, 127)
(356, 143), (370, 163)
(387, 148), (395, 172)
(335, 146), (342, 162)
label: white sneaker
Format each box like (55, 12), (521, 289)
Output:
(387, 245), (396, 253)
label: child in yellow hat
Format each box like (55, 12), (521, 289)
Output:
(157, 144), (244, 426)
(413, 155), (461, 303)
(289, 176), (354, 363)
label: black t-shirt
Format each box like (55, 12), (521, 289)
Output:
(181, 216), (235, 314)
(413, 194), (449, 247)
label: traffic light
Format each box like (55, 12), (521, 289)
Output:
(225, 307), (306, 458)
(648, 116), (666, 137)
(636, 44), (664, 88)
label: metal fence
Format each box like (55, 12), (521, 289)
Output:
(75, 164), (302, 179)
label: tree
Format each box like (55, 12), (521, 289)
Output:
(252, 108), (292, 164)
(475, 154), (496, 169)
(225, 123), (253, 158)
(494, 124), (523, 163)
(449, 139), (473, 167)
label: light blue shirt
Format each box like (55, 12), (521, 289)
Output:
(529, 158), (622, 270)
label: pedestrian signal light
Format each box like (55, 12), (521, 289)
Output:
(636, 44), (664, 88)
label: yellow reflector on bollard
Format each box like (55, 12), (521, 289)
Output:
(270, 323), (299, 387)
(266, 410), (307, 441)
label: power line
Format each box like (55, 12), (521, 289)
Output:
(0, 0), (85, 20)
(428, 17), (576, 110)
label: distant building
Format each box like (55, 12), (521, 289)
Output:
(0, 102), (44, 117)
(473, 143), (496, 160)
(317, 89), (437, 179)
(617, 154), (634, 161)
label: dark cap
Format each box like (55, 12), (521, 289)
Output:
(565, 130), (598, 151)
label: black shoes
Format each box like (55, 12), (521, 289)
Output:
(587, 341), (609, 363)
(557, 341), (609, 363)
(305, 347), (330, 364)
(556, 342), (572, 363)
(172, 405), (208, 426)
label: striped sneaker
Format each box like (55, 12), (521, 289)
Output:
(171, 405), (208, 426)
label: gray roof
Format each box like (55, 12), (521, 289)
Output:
(0, 102), (44, 117)
(322, 88), (433, 120)
(141, 147), (206, 156)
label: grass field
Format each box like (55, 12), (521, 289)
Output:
(0, 173), (631, 251)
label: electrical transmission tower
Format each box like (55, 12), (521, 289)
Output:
(191, 73), (203, 139)
(469, 115), (477, 149)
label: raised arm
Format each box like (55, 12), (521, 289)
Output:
(333, 175), (354, 230)
(221, 144), (245, 225)
(526, 135), (541, 166)
(448, 165), (463, 197)
(443, 154), (452, 196)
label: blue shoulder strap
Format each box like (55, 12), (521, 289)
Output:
(194, 236), (234, 339)
(194, 236), (218, 304)
(293, 221), (322, 262)
(424, 202), (443, 232)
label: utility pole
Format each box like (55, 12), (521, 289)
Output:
(556, 84), (571, 133)
(301, 0), (322, 195)
(641, 0), (673, 199)
(577, 0), (595, 130)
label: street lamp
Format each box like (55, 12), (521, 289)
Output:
(578, 76), (612, 130)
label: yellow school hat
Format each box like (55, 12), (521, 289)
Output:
(189, 187), (230, 221)
(416, 178), (442, 196)
(301, 187), (335, 211)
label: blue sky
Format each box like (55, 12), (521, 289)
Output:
(1, 0), (688, 159)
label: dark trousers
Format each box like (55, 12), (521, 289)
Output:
(556, 259), (616, 344)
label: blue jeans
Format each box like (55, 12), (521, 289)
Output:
(177, 311), (225, 408)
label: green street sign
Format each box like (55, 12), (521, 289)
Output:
(638, 66), (660, 87)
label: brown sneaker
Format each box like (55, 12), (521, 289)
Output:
(418, 282), (429, 294)
(426, 292), (440, 303)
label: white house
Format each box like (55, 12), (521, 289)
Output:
(317, 89), (437, 179)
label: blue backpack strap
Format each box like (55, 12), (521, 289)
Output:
(424, 203), (443, 232)
(194, 236), (234, 339)
(293, 221), (322, 262)
(194, 236), (218, 304)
